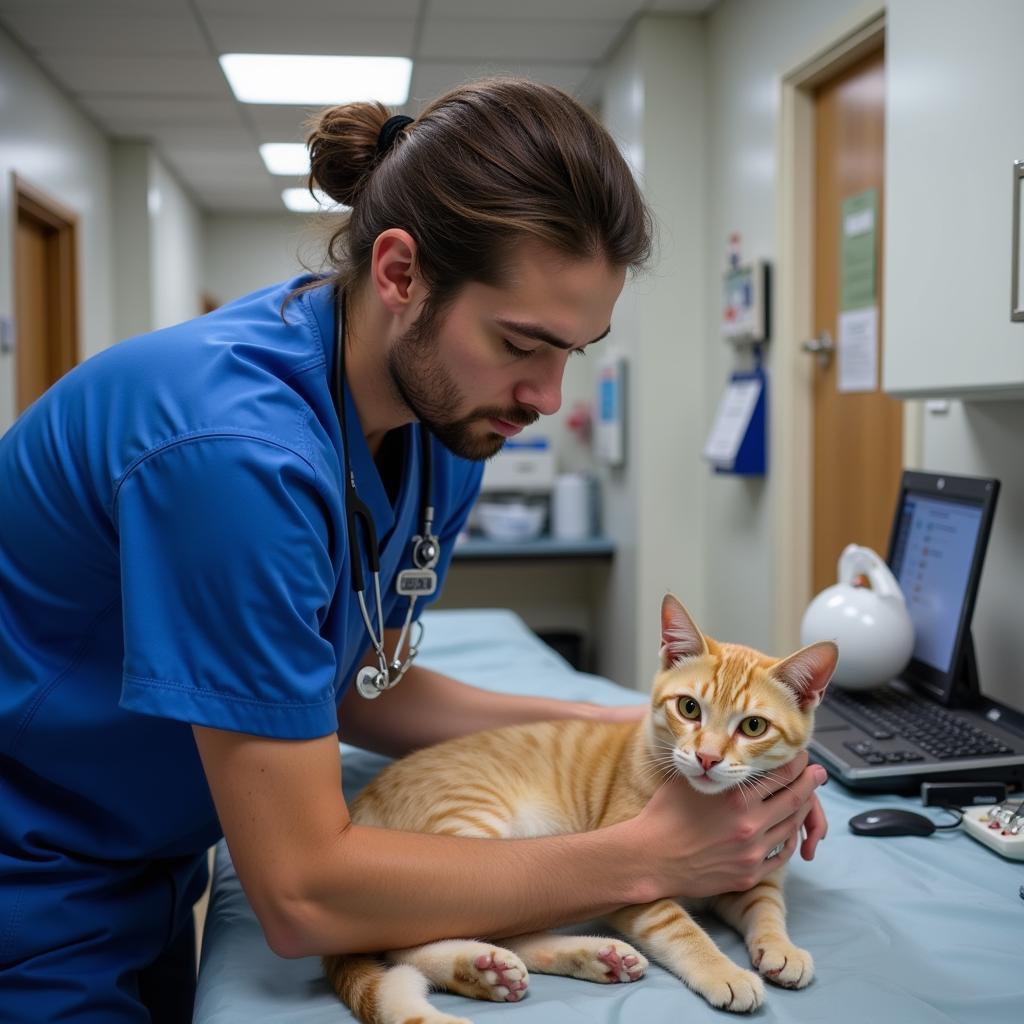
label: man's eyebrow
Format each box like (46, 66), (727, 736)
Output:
(495, 317), (612, 351)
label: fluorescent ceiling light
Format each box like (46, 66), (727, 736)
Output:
(260, 143), (309, 176)
(282, 188), (349, 214)
(221, 54), (411, 105)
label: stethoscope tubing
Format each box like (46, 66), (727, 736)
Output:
(332, 288), (439, 698)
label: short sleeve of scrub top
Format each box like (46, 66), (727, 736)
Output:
(115, 433), (339, 741)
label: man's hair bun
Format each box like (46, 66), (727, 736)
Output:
(304, 101), (394, 208)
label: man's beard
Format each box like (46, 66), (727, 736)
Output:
(387, 308), (538, 461)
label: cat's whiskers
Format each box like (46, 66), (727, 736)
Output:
(737, 773), (774, 800)
(732, 777), (760, 808)
(745, 767), (796, 799)
(639, 749), (681, 784)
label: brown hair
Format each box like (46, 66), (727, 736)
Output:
(287, 76), (652, 321)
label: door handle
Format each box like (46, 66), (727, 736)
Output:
(801, 330), (834, 368)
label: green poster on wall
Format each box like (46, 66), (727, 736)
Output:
(840, 188), (878, 311)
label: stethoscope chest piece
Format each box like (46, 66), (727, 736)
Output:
(355, 665), (387, 700)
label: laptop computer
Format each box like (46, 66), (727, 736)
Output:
(809, 470), (1024, 793)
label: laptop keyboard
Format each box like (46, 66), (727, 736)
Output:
(827, 688), (1015, 762)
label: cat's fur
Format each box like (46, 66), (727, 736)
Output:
(323, 595), (838, 1023)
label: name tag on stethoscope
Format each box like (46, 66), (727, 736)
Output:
(396, 568), (438, 596)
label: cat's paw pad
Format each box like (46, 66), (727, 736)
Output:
(596, 943), (648, 983)
(752, 940), (814, 989)
(695, 963), (765, 1013)
(452, 949), (529, 1002)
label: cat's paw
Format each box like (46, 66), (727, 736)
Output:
(450, 948), (529, 1002)
(595, 942), (648, 983)
(692, 962), (765, 1013)
(752, 939), (814, 989)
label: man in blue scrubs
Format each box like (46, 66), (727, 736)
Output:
(0, 78), (827, 1021)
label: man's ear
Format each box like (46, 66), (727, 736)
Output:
(370, 228), (419, 311)
(660, 593), (709, 668)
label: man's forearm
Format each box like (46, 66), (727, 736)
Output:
(282, 816), (654, 958)
(338, 662), (602, 757)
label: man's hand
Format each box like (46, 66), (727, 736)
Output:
(800, 790), (828, 860)
(633, 751), (828, 900)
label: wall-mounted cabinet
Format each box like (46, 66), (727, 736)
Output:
(884, 0), (1024, 399)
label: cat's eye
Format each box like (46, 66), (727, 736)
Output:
(678, 697), (701, 720)
(739, 716), (769, 737)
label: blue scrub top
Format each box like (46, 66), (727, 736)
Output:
(0, 274), (483, 865)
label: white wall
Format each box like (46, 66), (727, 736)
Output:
(0, 21), (114, 431)
(703, 0), (874, 656)
(203, 213), (313, 306)
(918, 401), (1024, 712)
(149, 151), (204, 330)
(111, 142), (154, 343)
(598, 15), (708, 691)
(110, 143), (205, 338)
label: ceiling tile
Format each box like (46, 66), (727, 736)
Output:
(0, 1), (188, 12)
(429, 0), (642, 19)
(169, 156), (271, 189)
(648, 0), (715, 11)
(79, 96), (241, 128)
(419, 18), (621, 63)
(195, 0), (419, 16)
(38, 55), (229, 98)
(407, 61), (592, 110)
(204, 16), (417, 56)
(0, 9), (208, 56)
(194, 183), (296, 212)
(246, 105), (329, 144)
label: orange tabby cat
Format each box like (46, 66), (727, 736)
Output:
(324, 594), (838, 1024)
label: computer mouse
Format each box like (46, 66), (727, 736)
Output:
(848, 808), (937, 837)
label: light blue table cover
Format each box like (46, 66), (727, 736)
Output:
(194, 609), (1024, 1024)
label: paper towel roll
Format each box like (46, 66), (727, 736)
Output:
(552, 473), (592, 540)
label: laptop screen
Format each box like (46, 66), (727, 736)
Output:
(889, 496), (983, 673)
(885, 472), (999, 704)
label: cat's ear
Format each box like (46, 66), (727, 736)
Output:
(660, 594), (709, 668)
(772, 641), (839, 710)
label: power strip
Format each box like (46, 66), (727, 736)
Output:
(961, 804), (1024, 861)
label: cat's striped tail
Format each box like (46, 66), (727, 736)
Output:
(322, 954), (387, 1024)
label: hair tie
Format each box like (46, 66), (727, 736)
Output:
(376, 115), (413, 157)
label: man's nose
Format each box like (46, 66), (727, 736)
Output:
(513, 359), (566, 417)
(696, 751), (722, 773)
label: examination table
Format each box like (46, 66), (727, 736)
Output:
(194, 609), (1023, 1024)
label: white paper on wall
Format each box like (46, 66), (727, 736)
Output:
(837, 306), (878, 393)
(702, 378), (761, 467)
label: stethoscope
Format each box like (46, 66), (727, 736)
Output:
(332, 289), (441, 699)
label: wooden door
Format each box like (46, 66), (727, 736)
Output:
(14, 177), (79, 415)
(811, 47), (903, 595)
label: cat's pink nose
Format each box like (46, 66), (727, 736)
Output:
(696, 752), (722, 773)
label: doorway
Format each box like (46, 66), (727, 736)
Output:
(773, 8), (923, 653)
(13, 174), (80, 415)
(809, 45), (903, 595)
